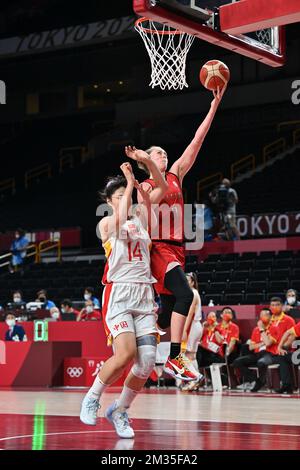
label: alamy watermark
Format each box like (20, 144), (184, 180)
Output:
(96, 203), (205, 251)
(291, 80), (300, 105)
(0, 80), (6, 104)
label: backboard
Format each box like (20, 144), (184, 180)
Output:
(133, 0), (286, 67)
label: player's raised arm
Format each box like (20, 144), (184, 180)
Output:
(169, 85), (227, 183)
(125, 145), (168, 204)
(117, 162), (135, 227)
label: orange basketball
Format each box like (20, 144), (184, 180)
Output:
(200, 60), (230, 91)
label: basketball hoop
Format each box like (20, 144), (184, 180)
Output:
(135, 17), (195, 91)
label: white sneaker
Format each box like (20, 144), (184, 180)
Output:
(105, 401), (135, 439)
(236, 383), (248, 390)
(80, 394), (100, 425)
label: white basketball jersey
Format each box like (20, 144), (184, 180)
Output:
(193, 289), (202, 321)
(102, 216), (156, 284)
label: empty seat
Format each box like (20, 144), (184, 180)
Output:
(228, 281), (247, 293)
(255, 259), (273, 269)
(249, 269), (270, 280)
(245, 293), (266, 304)
(186, 255), (198, 264)
(257, 251), (276, 259)
(275, 251), (294, 259)
(215, 261), (235, 271)
(274, 259), (293, 268)
(197, 262), (216, 272)
(231, 270), (249, 281)
(291, 269), (300, 280)
(223, 293), (244, 305)
(185, 262), (198, 272)
(269, 280), (289, 292)
(239, 252), (257, 260)
(293, 259), (300, 268)
(291, 280), (300, 291)
(236, 260), (255, 270)
(197, 272), (213, 283)
(204, 294), (224, 306)
(248, 280), (268, 292)
(266, 292), (285, 302)
(270, 268), (290, 280)
(214, 271), (231, 282)
(206, 254), (221, 262)
(205, 282), (227, 293)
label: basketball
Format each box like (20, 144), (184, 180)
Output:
(200, 60), (230, 91)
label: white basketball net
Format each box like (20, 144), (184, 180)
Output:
(135, 18), (195, 91)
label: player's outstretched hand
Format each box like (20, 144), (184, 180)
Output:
(125, 145), (150, 163)
(120, 162), (135, 184)
(212, 82), (227, 107)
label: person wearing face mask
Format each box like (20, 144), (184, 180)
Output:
(83, 287), (100, 309)
(9, 290), (26, 309)
(5, 314), (26, 341)
(77, 300), (101, 321)
(218, 307), (240, 362)
(283, 289), (300, 313)
(36, 289), (56, 310)
(9, 228), (29, 274)
(197, 311), (225, 367)
(233, 309), (273, 390)
(50, 307), (61, 321)
(60, 299), (80, 319)
(251, 297), (295, 393)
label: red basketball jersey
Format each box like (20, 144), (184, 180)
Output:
(144, 172), (184, 242)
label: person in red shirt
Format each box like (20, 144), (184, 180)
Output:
(251, 297), (295, 393)
(232, 308), (273, 390)
(77, 300), (101, 321)
(197, 312), (225, 367)
(60, 299), (80, 319)
(218, 307), (240, 362)
(274, 320), (300, 394)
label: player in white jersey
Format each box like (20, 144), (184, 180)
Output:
(80, 158), (167, 438)
(181, 272), (204, 391)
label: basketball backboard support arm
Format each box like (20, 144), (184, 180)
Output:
(133, 0), (286, 67)
(220, 0), (300, 35)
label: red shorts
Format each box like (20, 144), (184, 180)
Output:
(151, 241), (185, 295)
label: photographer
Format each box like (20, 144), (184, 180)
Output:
(210, 178), (240, 240)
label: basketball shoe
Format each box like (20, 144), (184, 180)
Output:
(163, 353), (198, 381)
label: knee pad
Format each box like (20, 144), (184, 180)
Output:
(131, 335), (157, 380)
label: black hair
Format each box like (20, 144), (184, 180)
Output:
(85, 287), (94, 295)
(13, 290), (22, 296)
(220, 306), (236, 319)
(6, 313), (16, 319)
(98, 175), (127, 202)
(186, 272), (198, 290)
(37, 289), (47, 298)
(61, 299), (72, 308)
(270, 296), (283, 304)
(260, 307), (272, 315)
(16, 228), (25, 237)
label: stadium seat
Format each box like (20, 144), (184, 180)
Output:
(231, 270), (250, 281)
(224, 293), (244, 304)
(247, 280), (268, 292)
(245, 293), (266, 304)
(214, 271), (232, 282)
(228, 281), (247, 293)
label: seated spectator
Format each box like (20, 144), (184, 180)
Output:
(283, 289), (300, 313)
(218, 307), (240, 362)
(36, 289), (56, 310)
(275, 320), (300, 394)
(83, 287), (100, 309)
(233, 308), (272, 390)
(5, 314), (27, 341)
(197, 311), (225, 367)
(7, 290), (26, 310)
(9, 228), (29, 274)
(251, 297), (295, 393)
(50, 307), (61, 321)
(61, 299), (80, 319)
(77, 300), (101, 321)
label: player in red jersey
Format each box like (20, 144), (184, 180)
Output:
(125, 85), (226, 381)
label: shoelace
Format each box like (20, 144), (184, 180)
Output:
(176, 354), (190, 370)
(114, 411), (132, 430)
(86, 398), (100, 415)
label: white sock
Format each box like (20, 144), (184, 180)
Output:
(116, 385), (138, 410)
(87, 376), (108, 399)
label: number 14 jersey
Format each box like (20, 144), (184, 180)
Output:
(102, 216), (157, 284)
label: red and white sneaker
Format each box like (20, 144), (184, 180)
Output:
(163, 354), (197, 381)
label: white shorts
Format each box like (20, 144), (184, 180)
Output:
(187, 321), (203, 353)
(102, 283), (158, 339)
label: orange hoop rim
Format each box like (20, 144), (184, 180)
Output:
(135, 17), (183, 35)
